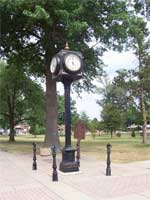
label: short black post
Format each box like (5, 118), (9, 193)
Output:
(76, 139), (80, 167)
(52, 145), (58, 181)
(106, 143), (111, 176)
(32, 142), (37, 170)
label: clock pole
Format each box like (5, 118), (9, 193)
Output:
(63, 79), (71, 147)
(59, 77), (79, 173)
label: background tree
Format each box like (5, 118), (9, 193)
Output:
(126, 105), (142, 126)
(128, 0), (150, 137)
(0, 0), (130, 147)
(127, 14), (150, 143)
(101, 104), (123, 138)
(97, 81), (125, 137)
(80, 111), (90, 130)
(57, 95), (65, 126)
(0, 61), (45, 141)
(71, 108), (80, 130)
(57, 94), (79, 128)
(112, 69), (140, 128)
(88, 118), (104, 137)
(95, 1), (150, 139)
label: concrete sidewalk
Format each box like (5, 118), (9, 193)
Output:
(0, 150), (150, 200)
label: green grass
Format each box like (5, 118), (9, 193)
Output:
(79, 134), (150, 163)
(0, 135), (44, 154)
(0, 133), (150, 163)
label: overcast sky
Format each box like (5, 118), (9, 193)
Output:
(57, 50), (138, 120)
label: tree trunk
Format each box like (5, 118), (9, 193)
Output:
(43, 71), (59, 148)
(9, 116), (15, 142)
(7, 92), (15, 142)
(138, 48), (147, 144)
(111, 129), (113, 138)
(140, 86), (147, 144)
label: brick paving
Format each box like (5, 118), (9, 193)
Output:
(0, 150), (150, 200)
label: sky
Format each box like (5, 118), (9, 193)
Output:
(57, 50), (138, 120)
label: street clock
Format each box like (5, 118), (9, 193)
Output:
(50, 43), (84, 173)
(50, 44), (83, 81)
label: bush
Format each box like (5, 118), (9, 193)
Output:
(36, 126), (45, 135)
(131, 131), (136, 137)
(30, 125), (45, 135)
(116, 133), (121, 137)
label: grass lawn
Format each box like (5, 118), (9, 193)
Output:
(0, 133), (150, 163)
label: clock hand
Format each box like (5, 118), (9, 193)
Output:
(71, 58), (74, 65)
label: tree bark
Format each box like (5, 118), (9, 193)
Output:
(43, 71), (59, 148)
(140, 86), (147, 144)
(9, 116), (15, 142)
(7, 92), (15, 142)
(138, 48), (147, 144)
(110, 129), (113, 138)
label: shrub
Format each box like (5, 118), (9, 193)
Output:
(30, 125), (45, 135)
(131, 131), (136, 137)
(116, 133), (121, 137)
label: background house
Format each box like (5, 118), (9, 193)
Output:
(15, 124), (30, 135)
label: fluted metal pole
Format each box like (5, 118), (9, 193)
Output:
(64, 80), (71, 148)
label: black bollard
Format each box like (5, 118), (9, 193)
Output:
(76, 139), (80, 167)
(106, 143), (111, 176)
(51, 145), (58, 181)
(32, 142), (37, 170)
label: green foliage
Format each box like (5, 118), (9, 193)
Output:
(97, 79), (126, 133)
(0, 61), (45, 140)
(0, 0), (131, 89)
(113, 69), (143, 128)
(30, 125), (45, 135)
(88, 118), (101, 133)
(80, 111), (89, 129)
(116, 132), (121, 137)
(127, 106), (142, 126)
(101, 104), (123, 133)
(71, 111), (80, 129)
(57, 94), (79, 127)
(23, 5), (50, 20)
(131, 130), (136, 137)
(100, 10), (150, 143)
(124, 13), (150, 143)
(57, 95), (65, 125)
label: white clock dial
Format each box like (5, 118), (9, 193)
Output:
(50, 57), (57, 73)
(64, 54), (81, 72)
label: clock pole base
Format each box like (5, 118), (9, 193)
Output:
(59, 147), (79, 173)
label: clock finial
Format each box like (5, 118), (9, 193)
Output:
(64, 42), (70, 50)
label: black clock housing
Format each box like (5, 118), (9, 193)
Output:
(51, 49), (84, 81)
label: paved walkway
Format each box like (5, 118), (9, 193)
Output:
(0, 150), (150, 200)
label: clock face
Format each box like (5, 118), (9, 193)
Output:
(50, 57), (57, 74)
(64, 54), (81, 72)
(50, 56), (60, 75)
